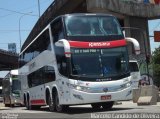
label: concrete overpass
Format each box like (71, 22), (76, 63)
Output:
(22, 0), (160, 58)
(0, 49), (18, 71)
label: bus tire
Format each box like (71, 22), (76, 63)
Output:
(102, 101), (114, 110)
(26, 95), (32, 110)
(9, 97), (14, 107)
(91, 103), (101, 109)
(26, 98), (30, 110)
(5, 104), (10, 107)
(49, 94), (55, 112)
(54, 92), (68, 112)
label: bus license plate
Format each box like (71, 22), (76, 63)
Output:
(101, 95), (111, 100)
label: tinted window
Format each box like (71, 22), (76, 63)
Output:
(28, 66), (55, 88)
(0, 89), (2, 95)
(54, 46), (68, 77)
(12, 80), (21, 91)
(65, 16), (123, 36)
(51, 19), (64, 43)
(129, 62), (139, 72)
(19, 29), (50, 68)
(71, 47), (129, 78)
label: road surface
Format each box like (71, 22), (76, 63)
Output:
(0, 101), (160, 118)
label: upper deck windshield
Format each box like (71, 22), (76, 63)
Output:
(70, 47), (129, 80)
(65, 15), (123, 37)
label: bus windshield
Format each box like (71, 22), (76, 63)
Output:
(70, 47), (129, 79)
(12, 79), (21, 94)
(65, 15), (123, 36)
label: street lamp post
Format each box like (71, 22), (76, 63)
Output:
(38, 0), (41, 18)
(18, 12), (32, 52)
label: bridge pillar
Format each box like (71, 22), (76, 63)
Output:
(124, 16), (151, 56)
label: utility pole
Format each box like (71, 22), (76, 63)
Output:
(38, 0), (41, 18)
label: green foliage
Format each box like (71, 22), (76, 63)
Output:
(152, 46), (160, 87)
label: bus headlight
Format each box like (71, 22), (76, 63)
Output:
(12, 93), (16, 97)
(69, 84), (89, 92)
(121, 82), (132, 89)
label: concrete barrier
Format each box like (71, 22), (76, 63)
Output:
(135, 85), (159, 105)
(132, 88), (141, 103)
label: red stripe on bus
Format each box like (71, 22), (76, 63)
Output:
(68, 39), (126, 48)
(30, 99), (45, 105)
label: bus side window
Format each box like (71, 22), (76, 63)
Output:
(51, 18), (64, 43)
(44, 66), (56, 83)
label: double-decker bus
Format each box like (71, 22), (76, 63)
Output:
(3, 69), (22, 107)
(19, 13), (140, 112)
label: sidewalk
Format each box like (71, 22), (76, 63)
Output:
(0, 103), (9, 110)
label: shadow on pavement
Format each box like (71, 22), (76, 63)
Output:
(23, 106), (136, 114)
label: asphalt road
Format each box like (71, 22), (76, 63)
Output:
(0, 101), (160, 119)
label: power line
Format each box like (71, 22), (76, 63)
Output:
(0, 7), (38, 16)
(0, 0), (53, 19)
(0, 29), (30, 32)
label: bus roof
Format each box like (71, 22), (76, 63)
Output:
(62, 13), (114, 17)
(52, 13), (115, 23)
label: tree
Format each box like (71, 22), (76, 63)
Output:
(152, 46), (160, 87)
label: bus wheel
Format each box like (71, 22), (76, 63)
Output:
(26, 98), (32, 110)
(54, 92), (67, 112)
(26, 99), (30, 110)
(5, 104), (10, 107)
(91, 103), (101, 109)
(9, 97), (14, 107)
(102, 101), (114, 110)
(49, 95), (55, 112)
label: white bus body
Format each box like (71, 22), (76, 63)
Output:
(19, 14), (140, 112)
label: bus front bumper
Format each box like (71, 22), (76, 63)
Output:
(62, 87), (132, 105)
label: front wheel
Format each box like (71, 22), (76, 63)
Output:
(91, 103), (101, 109)
(49, 95), (55, 112)
(54, 92), (68, 112)
(102, 101), (114, 110)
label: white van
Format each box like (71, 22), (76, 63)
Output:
(129, 60), (141, 89)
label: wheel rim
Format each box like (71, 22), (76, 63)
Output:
(26, 100), (29, 109)
(55, 94), (62, 112)
(49, 96), (54, 111)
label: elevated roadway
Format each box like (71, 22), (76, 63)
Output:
(0, 49), (18, 71)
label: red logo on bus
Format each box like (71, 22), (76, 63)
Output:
(89, 42), (111, 47)
(69, 39), (126, 48)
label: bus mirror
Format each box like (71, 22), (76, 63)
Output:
(125, 37), (140, 55)
(122, 30), (125, 37)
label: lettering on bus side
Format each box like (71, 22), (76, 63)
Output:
(89, 42), (111, 47)
(29, 62), (36, 70)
